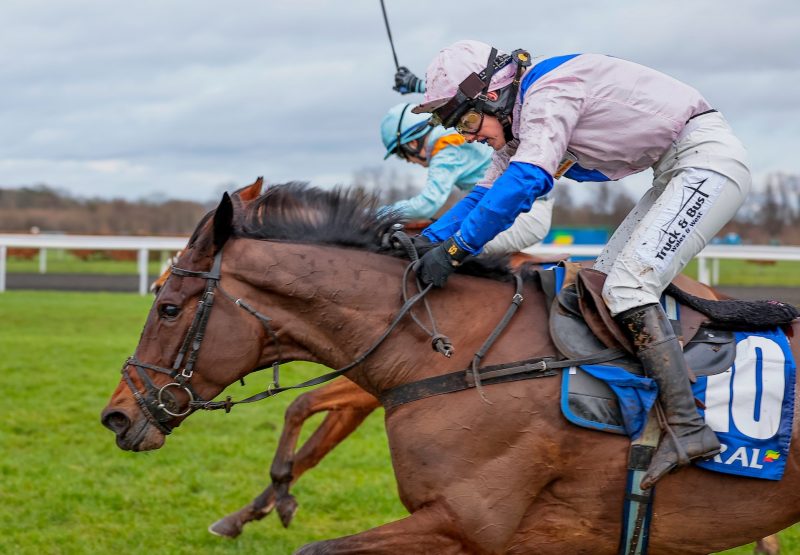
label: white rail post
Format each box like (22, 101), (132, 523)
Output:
(138, 248), (149, 296)
(0, 245), (6, 292)
(39, 248), (47, 274)
(697, 257), (710, 285)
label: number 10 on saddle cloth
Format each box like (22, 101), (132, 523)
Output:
(562, 309), (795, 481)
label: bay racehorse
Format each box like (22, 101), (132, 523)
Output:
(207, 372), (780, 555)
(102, 183), (800, 554)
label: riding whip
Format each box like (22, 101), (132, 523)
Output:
(379, 0), (400, 70)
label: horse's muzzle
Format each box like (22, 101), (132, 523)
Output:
(100, 406), (166, 451)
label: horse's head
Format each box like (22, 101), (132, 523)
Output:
(101, 179), (516, 452)
(101, 180), (275, 451)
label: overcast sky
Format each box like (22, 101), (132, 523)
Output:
(2, 0), (799, 202)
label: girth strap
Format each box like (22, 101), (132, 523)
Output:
(380, 347), (625, 410)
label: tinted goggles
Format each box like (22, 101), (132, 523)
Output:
(455, 110), (484, 134)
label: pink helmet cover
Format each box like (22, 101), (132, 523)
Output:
(414, 40), (517, 113)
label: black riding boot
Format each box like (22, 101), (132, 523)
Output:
(615, 303), (720, 489)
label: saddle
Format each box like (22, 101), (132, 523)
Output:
(548, 267), (736, 380)
(543, 263), (799, 435)
(572, 268), (711, 356)
(546, 265), (799, 362)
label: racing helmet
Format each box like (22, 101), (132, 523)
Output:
(381, 103), (433, 160)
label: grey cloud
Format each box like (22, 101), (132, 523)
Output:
(1, 0), (799, 200)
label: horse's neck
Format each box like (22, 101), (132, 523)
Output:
(233, 240), (557, 396)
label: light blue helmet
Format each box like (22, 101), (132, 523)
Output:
(381, 103), (433, 160)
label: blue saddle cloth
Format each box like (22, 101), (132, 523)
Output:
(553, 266), (796, 481)
(563, 327), (796, 480)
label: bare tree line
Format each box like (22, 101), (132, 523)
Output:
(1, 171), (798, 244)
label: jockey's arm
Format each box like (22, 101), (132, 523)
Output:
(423, 162), (553, 254)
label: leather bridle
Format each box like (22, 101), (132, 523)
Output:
(122, 249), (224, 434)
(119, 237), (443, 433)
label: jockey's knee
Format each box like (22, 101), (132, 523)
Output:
(602, 275), (660, 317)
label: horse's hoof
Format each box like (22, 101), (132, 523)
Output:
(277, 494), (299, 528)
(208, 517), (242, 539)
(755, 534), (781, 555)
(208, 497), (277, 538)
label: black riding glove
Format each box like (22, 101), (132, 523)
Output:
(393, 67), (424, 94)
(410, 234), (432, 253)
(416, 237), (468, 287)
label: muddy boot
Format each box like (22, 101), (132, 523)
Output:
(615, 303), (720, 489)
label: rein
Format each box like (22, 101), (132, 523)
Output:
(193, 230), (454, 411)
(193, 276), (435, 412)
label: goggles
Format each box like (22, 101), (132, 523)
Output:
(455, 110), (484, 135)
(428, 72), (491, 129)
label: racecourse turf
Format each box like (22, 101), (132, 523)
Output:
(0, 291), (796, 554)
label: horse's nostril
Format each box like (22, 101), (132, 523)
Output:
(101, 410), (131, 435)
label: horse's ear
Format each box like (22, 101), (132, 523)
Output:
(234, 177), (263, 202)
(213, 192), (234, 251)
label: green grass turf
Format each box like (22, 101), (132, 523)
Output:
(683, 258), (800, 286)
(0, 291), (403, 554)
(0, 291), (795, 554)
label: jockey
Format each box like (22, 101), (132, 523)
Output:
(381, 102), (554, 255)
(412, 40), (751, 488)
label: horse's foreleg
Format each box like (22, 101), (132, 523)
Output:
(273, 405), (376, 527)
(208, 408), (372, 538)
(208, 483), (278, 538)
(293, 504), (471, 555)
(209, 380), (378, 537)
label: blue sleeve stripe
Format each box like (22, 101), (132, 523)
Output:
(564, 163), (610, 182)
(520, 54), (582, 99)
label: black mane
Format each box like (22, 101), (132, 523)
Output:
(238, 182), (514, 281)
(241, 182), (401, 251)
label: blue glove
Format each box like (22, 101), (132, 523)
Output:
(416, 237), (468, 287)
(393, 67), (424, 95)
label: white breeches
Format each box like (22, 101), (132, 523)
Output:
(594, 112), (751, 315)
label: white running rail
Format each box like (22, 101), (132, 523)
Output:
(1, 234), (800, 295)
(0, 234), (187, 295)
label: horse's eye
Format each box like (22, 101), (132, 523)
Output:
(160, 304), (181, 318)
